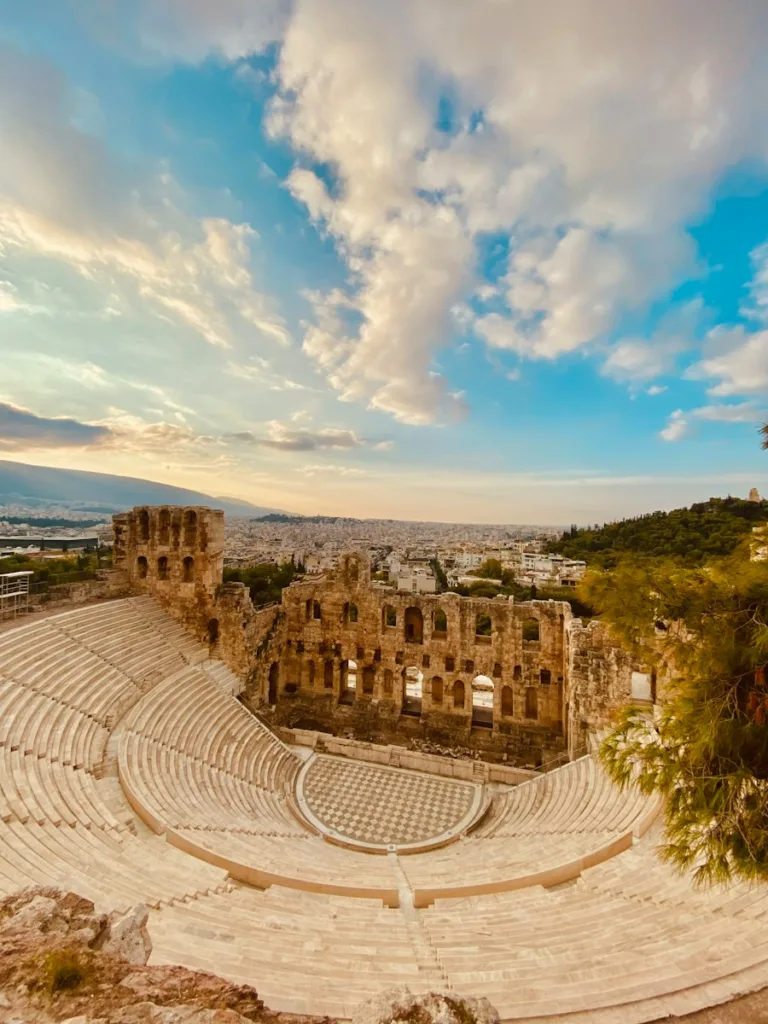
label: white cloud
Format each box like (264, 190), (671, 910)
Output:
(660, 409), (689, 442)
(256, 0), (768, 420)
(0, 42), (288, 355)
(135, 0), (287, 60)
(602, 300), (703, 384)
(687, 326), (768, 396)
(647, 385), (667, 396)
(659, 401), (762, 442)
(692, 402), (763, 423)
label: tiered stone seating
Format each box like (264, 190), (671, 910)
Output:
(419, 825), (768, 1021)
(148, 883), (443, 1017)
(476, 753), (657, 838)
(119, 668), (402, 904)
(120, 669), (299, 795)
(0, 600), (235, 912)
(401, 755), (661, 904)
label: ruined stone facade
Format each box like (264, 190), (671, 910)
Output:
(113, 505), (224, 640)
(113, 507), (643, 766)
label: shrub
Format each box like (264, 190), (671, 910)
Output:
(38, 948), (90, 993)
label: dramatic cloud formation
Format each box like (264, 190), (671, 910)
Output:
(255, 0), (768, 421)
(0, 403), (112, 451)
(2, 1), (768, 520)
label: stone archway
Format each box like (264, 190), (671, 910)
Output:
(402, 665), (423, 716)
(404, 607), (423, 644)
(471, 675), (494, 728)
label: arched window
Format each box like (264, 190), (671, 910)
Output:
(431, 676), (444, 704)
(501, 685), (514, 717)
(307, 661), (316, 688)
(471, 675), (494, 728)
(383, 605), (397, 628)
(157, 555), (169, 580)
(540, 668), (552, 685)
(305, 599), (312, 621)
(513, 664), (522, 681)
(452, 679), (466, 710)
(207, 618), (219, 645)
(268, 662), (279, 704)
(522, 617), (540, 642)
(137, 555), (148, 579)
(183, 509), (197, 546)
(475, 613), (492, 639)
(432, 607), (447, 636)
(525, 686), (538, 719)
(139, 509), (150, 542)
(323, 660), (334, 689)
(313, 600), (322, 620)
(182, 556), (194, 582)
(158, 508), (170, 545)
(404, 606), (423, 643)
(362, 666), (375, 695)
(344, 602), (359, 624)
(383, 668), (394, 696)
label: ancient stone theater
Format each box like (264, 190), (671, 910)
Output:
(0, 504), (764, 1021)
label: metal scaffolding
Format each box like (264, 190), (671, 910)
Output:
(0, 571), (35, 622)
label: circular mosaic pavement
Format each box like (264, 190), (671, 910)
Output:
(296, 755), (482, 852)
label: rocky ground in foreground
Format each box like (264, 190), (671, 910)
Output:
(0, 887), (323, 1024)
(0, 887), (500, 1024)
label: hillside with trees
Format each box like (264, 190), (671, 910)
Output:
(552, 496), (768, 567)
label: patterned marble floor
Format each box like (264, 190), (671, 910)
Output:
(298, 755), (479, 847)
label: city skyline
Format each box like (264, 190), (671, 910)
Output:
(3, 2), (768, 523)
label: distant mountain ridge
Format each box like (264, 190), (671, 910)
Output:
(0, 461), (283, 518)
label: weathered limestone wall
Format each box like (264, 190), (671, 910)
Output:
(248, 552), (570, 763)
(112, 510), (640, 764)
(564, 619), (636, 758)
(275, 726), (540, 784)
(113, 505), (224, 641)
(22, 570), (130, 613)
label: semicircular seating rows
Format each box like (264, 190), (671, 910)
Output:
(1, 597), (768, 1021)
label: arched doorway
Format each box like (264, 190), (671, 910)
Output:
(471, 675), (494, 728)
(402, 665), (423, 716)
(340, 659), (357, 705)
(207, 618), (219, 646)
(268, 662), (279, 704)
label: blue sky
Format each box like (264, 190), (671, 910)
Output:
(2, 0), (768, 523)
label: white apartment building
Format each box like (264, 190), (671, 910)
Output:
(396, 571), (437, 594)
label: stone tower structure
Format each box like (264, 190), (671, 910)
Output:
(113, 505), (224, 638)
